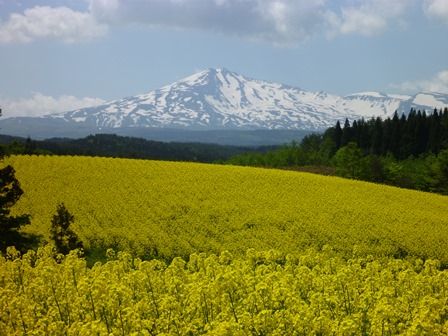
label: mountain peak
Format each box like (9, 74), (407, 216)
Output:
(204, 67), (220, 72)
(170, 67), (238, 88)
(204, 67), (243, 81)
(4, 69), (448, 134)
(206, 67), (233, 74)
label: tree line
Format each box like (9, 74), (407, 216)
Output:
(228, 108), (448, 194)
(331, 107), (448, 159)
(0, 133), (267, 163)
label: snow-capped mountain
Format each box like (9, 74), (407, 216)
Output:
(42, 68), (448, 131)
(1, 68), (447, 145)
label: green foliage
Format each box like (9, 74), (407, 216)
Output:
(228, 133), (332, 168)
(228, 108), (448, 194)
(333, 108), (448, 159)
(0, 133), (264, 163)
(333, 142), (363, 178)
(0, 108), (32, 251)
(359, 155), (386, 182)
(431, 149), (448, 192)
(0, 165), (31, 251)
(50, 203), (83, 255)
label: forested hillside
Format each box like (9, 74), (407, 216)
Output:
(229, 108), (448, 194)
(0, 133), (268, 163)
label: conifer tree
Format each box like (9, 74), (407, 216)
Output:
(24, 137), (36, 155)
(371, 117), (383, 155)
(334, 120), (342, 150)
(50, 203), (83, 255)
(357, 118), (370, 151)
(441, 108), (448, 147)
(382, 117), (393, 155)
(0, 109), (31, 251)
(341, 118), (352, 147)
(0, 166), (31, 251)
(390, 112), (401, 157)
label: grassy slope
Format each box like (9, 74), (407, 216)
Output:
(7, 155), (448, 262)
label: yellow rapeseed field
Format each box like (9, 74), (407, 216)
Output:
(6, 155), (448, 262)
(1, 247), (447, 335)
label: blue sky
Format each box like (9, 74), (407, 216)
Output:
(1, 0), (448, 117)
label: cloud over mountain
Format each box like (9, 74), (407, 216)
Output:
(391, 70), (448, 94)
(0, 93), (105, 117)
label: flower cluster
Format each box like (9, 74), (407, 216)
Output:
(1, 247), (447, 335)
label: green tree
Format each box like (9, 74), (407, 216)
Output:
(359, 155), (385, 182)
(333, 142), (363, 178)
(389, 112), (401, 157)
(50, 203), (83, 254)
(341, 118), (352, 147)
(333, 120), (342, 150)
(431, 149), (448, 193)
(371, 117), (383, 155)
(0, 108), (32, 251)
(0, 166), (31, 251)
(24, 137), (37, 155)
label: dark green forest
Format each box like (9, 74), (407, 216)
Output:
(0, 133), (270, 163)
(228, 108), (448, 194)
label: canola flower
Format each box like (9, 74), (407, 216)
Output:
(0, 246), (447, 335)
(3, 155), (448, 334)
(6, 155), (448, 263)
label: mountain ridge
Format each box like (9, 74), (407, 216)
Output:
(46, 68), (448, 130)
(1, 68), (447, 144)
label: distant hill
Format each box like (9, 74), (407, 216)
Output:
(0, 133), (272, 163)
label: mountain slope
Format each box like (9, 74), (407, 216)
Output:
(51, 68), (448, 130)
(1, 68), (447, 143)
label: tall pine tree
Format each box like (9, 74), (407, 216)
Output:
(341, 118), (352, 147)
(370, 117), (383, 155)
(0, 109), (31, 251)
(334, 120), (342, 150)
(50, 203), (83, 255)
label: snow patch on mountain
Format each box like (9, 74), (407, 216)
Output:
(413, 93), (448, 108)
(27, 69), (448, 131)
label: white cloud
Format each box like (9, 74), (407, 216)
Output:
(424, 0), (448, 23)
(0, 1), (429, 45)
(337, 8), (386, 36)
(89, 0), (334, 45)
(391, 70), (448, 94)
(0, 93), (106, 117)
(332, 0), (412, 36)
(0, 6), (107, 44)
(87, 0), (416, 44)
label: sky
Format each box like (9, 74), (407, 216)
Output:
(0, 0), (448, 117)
